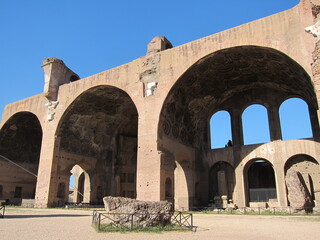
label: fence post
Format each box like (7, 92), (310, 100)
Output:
(289, 207), (292, 215)
(98, 213), (101, 231)
(161, 213), (165, 228)
(92, 210), (96, 224)
(130, 214), (133, 230)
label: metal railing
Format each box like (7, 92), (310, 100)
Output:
(249, 188), (277, 202)
(191, 206), (318, 215)
(92, 210), (196, 231)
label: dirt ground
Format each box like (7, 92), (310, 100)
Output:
(0, 207), (319, 240)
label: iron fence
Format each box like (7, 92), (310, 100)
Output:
(92, 210), (196, 232)
(190, 206), (318, 215)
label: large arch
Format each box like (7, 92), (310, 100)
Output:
(0, 112), (42, 204)
(51, 85), (138, 206)
(158, 45), (317, 210)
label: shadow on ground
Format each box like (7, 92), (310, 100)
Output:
(4, 213), (91, 219)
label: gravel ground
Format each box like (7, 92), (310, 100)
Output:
(0, 207), (320, 240)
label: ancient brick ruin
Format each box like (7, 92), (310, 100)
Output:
(1, 0), (320, 211)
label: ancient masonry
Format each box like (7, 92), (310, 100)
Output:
(1, 0), (320, 210)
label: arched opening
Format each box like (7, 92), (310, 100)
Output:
(208, 162), (235, 208)
(54, 85), (138, 206)
(0, 112), (42, 205)
(158, 46), (317, 209)
(285, 155), (320, 206)
(77, 173), (85, 203)
(174, 161), (191, 211)
(279, 98), (312, 140)
(210, 110), (232, 149)
(68, 164), (91, 204)
(242, 104), (270, 145)
(245, 159), (277, 205)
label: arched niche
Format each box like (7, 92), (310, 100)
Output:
(284, 154), (320, 205)
(208, 161), (235, 203)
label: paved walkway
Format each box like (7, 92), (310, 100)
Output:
(0, 208), (319, 240)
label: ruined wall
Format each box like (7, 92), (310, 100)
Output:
(0, 0), (319, 209)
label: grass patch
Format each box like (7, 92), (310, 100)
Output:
(191, 208), (320, 217)
(94, 224), (191, 233)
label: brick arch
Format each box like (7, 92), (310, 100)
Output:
(51, 85), (139, 206)
(0, 111), (42, 204)
(158, 46), (315, 150)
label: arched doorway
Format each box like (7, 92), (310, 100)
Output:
(0, 112), (42, 205)
(245, 159), (277, 205)
(54, 85), (138, 206)
(69, 164), (91, 204)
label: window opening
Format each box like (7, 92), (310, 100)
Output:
(279, 98), (312, 140)
(210, 110), (232, 149)
(242, 104), (270, 145)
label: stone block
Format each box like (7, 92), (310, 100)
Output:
(103, 196), (173, 227)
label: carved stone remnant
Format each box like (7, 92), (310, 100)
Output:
(103, 196), (173, 226)
(285, 169), (314, 212)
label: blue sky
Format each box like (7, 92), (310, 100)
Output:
(210, 98), (313, 148)
(0, 0), (300, 118)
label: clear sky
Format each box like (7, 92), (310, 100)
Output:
(0, 0), (300, 118)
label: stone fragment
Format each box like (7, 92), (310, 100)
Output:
(285, 169), (314, 212)
(103, 196), (173, 227)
